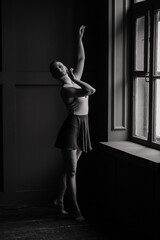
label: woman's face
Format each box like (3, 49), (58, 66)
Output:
(53, 61), (68, 79)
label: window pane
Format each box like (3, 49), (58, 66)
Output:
(153, 79), (160, 144)
(133, 78), (149, 139)
(135, 17), (145, 71)
(154, 10), (160, 75)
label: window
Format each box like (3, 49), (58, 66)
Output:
(132, 0), (160, 149)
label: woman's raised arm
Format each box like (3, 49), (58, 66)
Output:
(73, 25), (86, 80)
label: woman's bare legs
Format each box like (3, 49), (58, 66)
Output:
(77, 149), (82, 161)
(54, 171), (68, 214)
(62, 149), (84, 221)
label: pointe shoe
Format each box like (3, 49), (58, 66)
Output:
(53, 200), (68, 215)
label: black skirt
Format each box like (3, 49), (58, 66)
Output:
(55, 115), (92, 153)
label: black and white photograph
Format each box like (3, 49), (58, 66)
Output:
(0, 0), (160, 239)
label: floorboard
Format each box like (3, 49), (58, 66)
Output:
(0, 204), (114, 240)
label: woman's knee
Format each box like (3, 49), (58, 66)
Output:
(62, 149), (78, 176)
(66, 167), (77, 177)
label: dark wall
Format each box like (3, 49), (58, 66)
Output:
(99, 144), (159, 239)
(0, 0), (108, 205)
(0, 85), (3, 192)
(0, 0), (75, 204)
(71, 0), (109, 207)
(73, 0), (109, 145)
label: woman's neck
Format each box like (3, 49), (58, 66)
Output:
(61, 75), (73, 85)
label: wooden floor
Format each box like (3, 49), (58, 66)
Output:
(0, 204), (115, 240)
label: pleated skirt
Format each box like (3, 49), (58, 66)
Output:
(55, 114), (92, 153)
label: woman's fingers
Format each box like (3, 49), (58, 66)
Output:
(79, 25), (86, 36)
(69, 68), (75, 78)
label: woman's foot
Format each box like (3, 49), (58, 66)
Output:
(74, 214), (85, 222)
(53, 200), (68, 215)
(72, 207), (85, 222)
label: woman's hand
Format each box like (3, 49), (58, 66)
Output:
(79, 25), (86, 40)
(69, 68), (76, 81)
(67, 68), (96, 96)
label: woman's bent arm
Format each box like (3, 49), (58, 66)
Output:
(62, 69), (96, 98)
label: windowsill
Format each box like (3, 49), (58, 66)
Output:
(100, 141), (160, 164)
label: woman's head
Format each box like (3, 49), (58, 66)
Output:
(49, 60), (68, 80)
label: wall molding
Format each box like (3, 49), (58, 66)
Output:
(112, 0), (127, 130)
(0, 85), (3, 192)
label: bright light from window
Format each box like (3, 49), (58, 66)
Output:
(133, 7), (160, 148)
(152, 11), (160, 144)
(133, 77), (149, 139)
(157, 16), (160, 72)
(153, 80), (160, 143)
(135, 17), (145, 71)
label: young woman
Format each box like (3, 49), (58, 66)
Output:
(49, 25), (96, 222)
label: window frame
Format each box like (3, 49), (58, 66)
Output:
(131, 0), (160, 150)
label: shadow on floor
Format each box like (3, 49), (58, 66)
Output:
(0, 204), (115, 240)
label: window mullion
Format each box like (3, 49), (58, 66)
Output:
(148, 9), (154, 146)
(150, 9), (160, 148)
